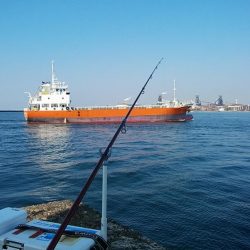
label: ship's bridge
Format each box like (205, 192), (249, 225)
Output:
(27, 62), (71, 111)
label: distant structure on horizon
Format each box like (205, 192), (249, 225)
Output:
(215, 95), (223, 106)
(195, 95), (201, 106)
(192, 95), (250, 112)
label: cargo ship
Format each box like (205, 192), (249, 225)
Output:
(24, 62), (193, 123)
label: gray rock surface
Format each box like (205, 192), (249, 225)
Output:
(25, 200), (166, 250)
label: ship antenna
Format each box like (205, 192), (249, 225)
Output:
(51, 60), (55, 84)
(173, 79), (176, 102)
(46, 58), (164, 250)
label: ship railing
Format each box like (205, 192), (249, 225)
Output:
(74, 105), (129, 110)
(72, 104), (175, 110)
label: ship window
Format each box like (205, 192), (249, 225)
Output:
(60, 103), (67, 107)
(66, 92), (70, 95)
(42, 104), (49, 108)
(51, 104), (58, 107)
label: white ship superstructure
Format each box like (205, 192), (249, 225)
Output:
(26, 61), (71, 111)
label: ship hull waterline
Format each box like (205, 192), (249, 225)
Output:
(24, 106), (193, 124)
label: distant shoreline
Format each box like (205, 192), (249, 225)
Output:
(0, 110), (22, 112)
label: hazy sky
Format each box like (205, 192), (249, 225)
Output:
(0, 0), (249, 109)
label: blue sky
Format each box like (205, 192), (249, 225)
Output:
(0, 0), (249, 109)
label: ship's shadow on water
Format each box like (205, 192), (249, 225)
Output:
(0, 111), (250, 249)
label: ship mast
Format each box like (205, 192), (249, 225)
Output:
(51, 60), (55, 84)
(51, 60), (58, 85)
(173, 79), (176, 102)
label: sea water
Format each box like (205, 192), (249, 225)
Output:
(0, 111), (249, 249)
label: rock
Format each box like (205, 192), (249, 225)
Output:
(24, 200), (166, 250)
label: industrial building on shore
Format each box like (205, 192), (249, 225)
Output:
(192, 95), (250, 111)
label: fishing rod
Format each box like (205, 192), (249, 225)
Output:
(47, 58), (164, 250)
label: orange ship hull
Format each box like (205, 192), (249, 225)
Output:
(24, 106), (193, 123)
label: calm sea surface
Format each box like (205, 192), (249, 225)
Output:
(0, 111), (250, 249)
